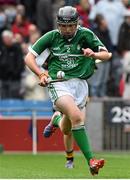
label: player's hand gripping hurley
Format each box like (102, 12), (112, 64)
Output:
(38, 71), (66, 87)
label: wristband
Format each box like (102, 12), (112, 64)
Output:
(39, 72), (49, 79)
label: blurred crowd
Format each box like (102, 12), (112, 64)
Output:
(0, 0), (130, 100)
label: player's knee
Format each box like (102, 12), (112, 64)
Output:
(71, 113), (83, 126)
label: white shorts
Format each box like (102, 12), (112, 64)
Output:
(48, 78), (89, 109)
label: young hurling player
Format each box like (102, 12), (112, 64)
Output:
(25, 6), (112, 175)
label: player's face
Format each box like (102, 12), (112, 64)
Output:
(58, 23), (77, 39)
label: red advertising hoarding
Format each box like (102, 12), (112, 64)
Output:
(0, 118), (79, 152)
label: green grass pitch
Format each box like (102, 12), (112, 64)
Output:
(0, 152), (130, 179)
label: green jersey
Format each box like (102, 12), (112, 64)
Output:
(30, 26), (106, 80)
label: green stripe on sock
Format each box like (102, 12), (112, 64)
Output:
(53, 115), (62, 127)
(72, 126), (94, 164)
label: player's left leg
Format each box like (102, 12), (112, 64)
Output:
(71, 107), (105, 175)
(55, 95), (105, 175)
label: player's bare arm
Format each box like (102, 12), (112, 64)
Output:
(82, 48), (112, 61)
(25, 52), (48, 87)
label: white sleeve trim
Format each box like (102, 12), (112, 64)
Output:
(98, 46), (108, 52)
(28, 46), (39, 57)
(36, 48), (50, 66)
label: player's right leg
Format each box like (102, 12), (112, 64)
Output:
(64, 133), (74, 169)
(43, 111), (71, 137)
(43, 111), (75, 168)
(60, 117), (74, 169)
(43, 111), (61, 137)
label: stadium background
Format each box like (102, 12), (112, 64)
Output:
(0, 0), (130, 178)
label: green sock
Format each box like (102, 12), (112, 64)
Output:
(52, 115), (62, 127)
(72, 125), (94, 164)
